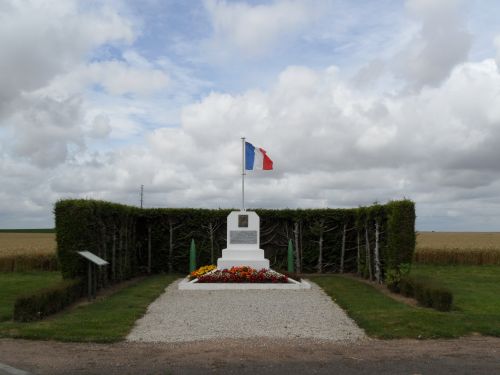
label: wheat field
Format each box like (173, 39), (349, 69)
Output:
(0, 233), (56, 257)
(416, 232), (500, 265)
(417, 232), (500, 250)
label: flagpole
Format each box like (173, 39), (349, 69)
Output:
(241, 137), (246, 211)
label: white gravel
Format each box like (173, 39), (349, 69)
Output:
(127, 279), (366, 343)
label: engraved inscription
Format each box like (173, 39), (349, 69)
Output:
(230, 230), (257, 244)
(238, 214), (249, 228)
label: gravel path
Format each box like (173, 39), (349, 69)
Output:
(127, 279), (366, 343)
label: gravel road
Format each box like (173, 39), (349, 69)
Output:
(127, 279), (365, 343)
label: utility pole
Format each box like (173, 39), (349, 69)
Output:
(140, 184), (144, 208)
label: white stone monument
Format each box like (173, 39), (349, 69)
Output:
(217, 210), (270, 270)
(179, 208), (311, 289)
(178, 138), (311, 289)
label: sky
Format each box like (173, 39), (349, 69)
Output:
(1, 0), (500, 230)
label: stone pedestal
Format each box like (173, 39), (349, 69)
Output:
(217, 211), (270, 270)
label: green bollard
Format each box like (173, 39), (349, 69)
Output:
(288, 239), (294, 273)
(189, 239), (197, 273)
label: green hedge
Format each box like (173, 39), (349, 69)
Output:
(13, 278), (83, 322)
(385, 200), (416, 270)
(400, 276), (453, 311)
(55, 199), (416, 287)
(55, 200), (137, 285)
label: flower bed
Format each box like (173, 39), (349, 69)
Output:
(189, 265), (216, 280)
(197, 266), (288, 283)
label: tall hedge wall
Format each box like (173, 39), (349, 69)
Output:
(385, 200), (416, 270)
(55, 200), (137, 286)
(55, 199), (415, 286)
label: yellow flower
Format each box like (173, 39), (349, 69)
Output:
(189, 264), (216, 279)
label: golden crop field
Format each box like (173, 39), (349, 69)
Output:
(0, 233), (56, 257)
(416, 232), (500, 265)
(417, 232), (500, 250)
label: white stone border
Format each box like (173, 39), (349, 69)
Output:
(178, 277), (311, 290)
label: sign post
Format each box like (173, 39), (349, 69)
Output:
(78, 251), (109, 300)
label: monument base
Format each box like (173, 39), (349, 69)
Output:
(217, 246), (270, 270)
(217, 258), (270, 270)
(178, 277), (311, 290)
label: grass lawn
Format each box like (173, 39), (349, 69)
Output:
(411, 265), (500, 327)
(312, 265), (500, 339)
(0, 273), (178, 342)
(0, 272), (62, 321)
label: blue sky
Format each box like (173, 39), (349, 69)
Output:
(1, 0), (500, 230)
(120, 0), (405, 91)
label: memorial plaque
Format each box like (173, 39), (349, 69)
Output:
(238, 214), (248, 228)
(230, 230), (257, 244)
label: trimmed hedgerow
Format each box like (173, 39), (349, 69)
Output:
(55, 199), (138, 287)
(379, 200), (416, 287)
(385, 200), (416, 270)
(430, 286), (454, 311)
(55, 199), (416, 287)
(399, 275), (453, 312)
(399, 276), (414, 297)
(13, 278), (83, 322)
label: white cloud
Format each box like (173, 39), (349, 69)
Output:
(0, 0), (136, 168)
(8, 56), (497, 228)
(88, 114), (112, 139)
(203, 0), (315, 58)
(3, 95), (85, 168)
(86, 61), (170, 96)
(495, 35), (500, 71)
(2, 0), (500, 231)
(40, 53), (170, 98)
(393, 0), (471, 89)
(0, 0), (134, 105)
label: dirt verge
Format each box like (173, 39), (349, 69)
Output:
(1, 336), (499, 374)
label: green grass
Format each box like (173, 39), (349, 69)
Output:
(0, 272), (62, 321)
(0, 274), (178, 342)
(411, 265), (500, 325)
(312, 265), (500, 339)
(3, 266), (498, 342)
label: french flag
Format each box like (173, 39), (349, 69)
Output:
(245, 142), (273, 170)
